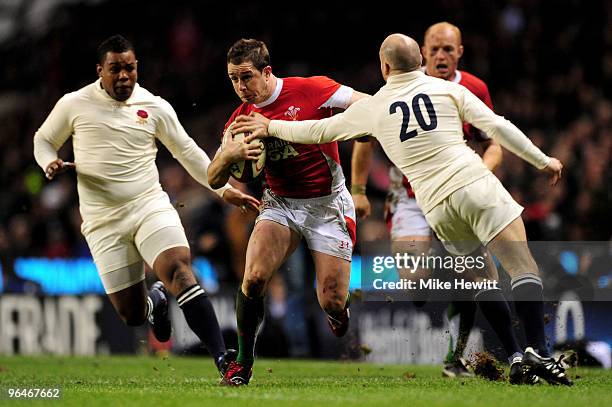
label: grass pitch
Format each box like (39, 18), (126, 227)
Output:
(0, 356), (610, 406)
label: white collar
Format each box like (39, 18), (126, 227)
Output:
(254, 78), (283, 108)
(451, 70), (462, 83)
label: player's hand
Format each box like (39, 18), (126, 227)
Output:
(222, 188), (261, 213)
(543, 157), (563, 186)
(222, 129), (264, 163)
(352, 194), (371, 219)
(45, 159), (75, 180)
(234, 112), (271, 141)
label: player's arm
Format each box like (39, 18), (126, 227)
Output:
(155, 101), (259, 210)
(33, 96), (76, 180)
(473, 84), (502, 171)
(351, 139), (374, 219)
(235, 97), (373, 144)
(207, 125), (263, 190)
(457, 86), (562, 185)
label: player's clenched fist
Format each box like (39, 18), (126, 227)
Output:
(45, 159), (76, 180)
(543, 157), (563, 186)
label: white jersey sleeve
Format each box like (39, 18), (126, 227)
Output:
(454, 84), (550, 169)
(33, 95), (74, 170)
(319, 85), (354, 110)
(155, 99), (231, 197)
(269, 96), (373, 143)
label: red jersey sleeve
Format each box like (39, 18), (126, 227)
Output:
(301, 76), (343, 108)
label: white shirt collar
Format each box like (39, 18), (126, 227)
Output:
(451, 70), (462, 83)
(254, 78), (283, 108)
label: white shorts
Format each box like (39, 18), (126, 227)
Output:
(81, 191), (189, 293)
(257, 188), (356, 261)
(424, 173), (524, 255)
(388, 196), (431, 239)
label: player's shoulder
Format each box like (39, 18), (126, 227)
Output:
(458, 70), (489, 93)
(61, 81), (97, 103)
(284, 75), (338, 89)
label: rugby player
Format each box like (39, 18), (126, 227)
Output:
(33, 35), (259, 375)
(232, 34), (571, 386)
(208, 38), (368, 386)
(351, 22), (503, 378)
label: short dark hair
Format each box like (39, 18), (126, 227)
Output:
(227, 39), (270, 71)
(97, 35), (135, 64)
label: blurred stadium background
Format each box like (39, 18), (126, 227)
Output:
(0, 0), (610, 369)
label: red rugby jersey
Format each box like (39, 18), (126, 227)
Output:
(224, 76), (348, 198)
(399, 70), (494, 198)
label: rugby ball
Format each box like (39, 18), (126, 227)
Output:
(221, 125), (266, 182)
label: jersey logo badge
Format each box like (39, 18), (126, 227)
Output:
(136, 109), (149, 124)
(284, 106), (301, 121)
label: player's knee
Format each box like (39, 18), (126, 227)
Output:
(320, 294), (345, 315)
(162, 258), (194, 294)
(319, 276), (345, 313)
(243, 275), (267, 298)
(243, 262), (271, 297)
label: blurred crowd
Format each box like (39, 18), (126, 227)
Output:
(0, 0), (610, 291)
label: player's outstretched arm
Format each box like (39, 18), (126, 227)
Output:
(351, 140), (374, 219)
(239, 98), (373, 145)
(457, 85), (562, 185)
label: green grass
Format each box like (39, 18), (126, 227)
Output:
(0, 356), (610, 406)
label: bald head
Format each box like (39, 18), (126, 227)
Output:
(380, 34), (423, 74)
(424, 22), (462, 45)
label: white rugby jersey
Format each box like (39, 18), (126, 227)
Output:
(34, 79), (230, 219)
(268, 71), (550, 214)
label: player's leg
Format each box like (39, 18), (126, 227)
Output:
(390, 197), (476, 376)
(135, 205), (232, 373)
(487, 216), (548, 356)
(461, 174), (570, 385)
(444, 248), (499, 378)
(425, 195), (523, 366)
(222, 219), (300, 385)
(311, 251), (351, 337)
(239, 220), (300, 360)
(487, 217), (571, 385)
(142, 232), (233, 372)
(84, 220), (170, 339)
(105, 264), (148, 326)
(300, 187), (356, 337)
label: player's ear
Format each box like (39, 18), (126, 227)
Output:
(262, 66), (272, 79)
(457, 45), (464, 58)
(96, 64), (103, 77)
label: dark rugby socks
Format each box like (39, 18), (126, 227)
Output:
(511, 274), (549, 357)
(177, 284), (226, 360)
(474, 289), (522, 362)
(236, 289), (265, 364)
(447, 301), (477, 362)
